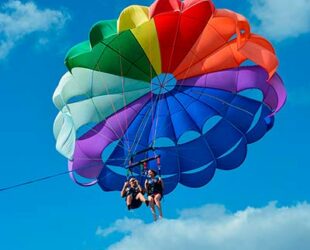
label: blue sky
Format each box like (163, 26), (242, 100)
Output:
(0, 0), (309, 249)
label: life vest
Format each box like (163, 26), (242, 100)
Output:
(146, 177), (162, 195)
(125, 185), (140, 197)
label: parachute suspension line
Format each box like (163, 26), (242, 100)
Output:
(105, 143), (206, 189)
(150, 73), (168, 145)
(142, 161), (148, 177)
(126, 161), (134, 180)
(125, 99), (153, 157)
(122, 19), (162, 170)
(119, 22), (164, 160)
(121, 92), (162, 179)
(176, 89), (251, 149)
(127, 148), (161, 179)
(69, 46), (128, 152)
(148, 85), (170, 180)
(190, 90), (255, 117)
(126, 91), (162, 157)
(116, 35), (132, 153)
(147, 19), (168, 147)
(126, 97), (161, 171)
(119, 19), (166, 177)
(152, 90), (166, 146)
(58, 90), (130, 153)
(98, 35), (150, 179)
(150, 15), (182, 145)
(156, 156), (161, 177)
(139, 161), (147, 184)
(92, 37), (150, 152)
(93, 46), (129, 150)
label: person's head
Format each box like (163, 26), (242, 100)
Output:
(148, 169), (157, 178)
(129, 178), (137, 186)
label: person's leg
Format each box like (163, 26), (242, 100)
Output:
(148, 196), (157, 221)
(126, 195), (133, 209)
(136, 193), (149, 206)
(154, 194), (163, 219)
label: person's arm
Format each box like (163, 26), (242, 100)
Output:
(144, 179), (148, 192)
(136, 180), (143, 193)
(121, 182), (128, 197)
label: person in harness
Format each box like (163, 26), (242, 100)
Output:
(145, 169), (164, 221)
(121, 177), (149, 210)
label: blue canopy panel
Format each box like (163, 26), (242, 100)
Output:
(97, 85), (273, 194)
(148, 96), (177, 142)
(105, 101), (153, 167)
(98, 166), (127, 191)
(245, 105), (274, 143)
(183, 86), (273, 142)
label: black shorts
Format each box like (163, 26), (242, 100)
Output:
(130, 197), (142, 209)
(148, 192), (162, 200)
(126, 193), (142, 209)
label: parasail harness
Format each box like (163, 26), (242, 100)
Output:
(125, 147), (161, 183)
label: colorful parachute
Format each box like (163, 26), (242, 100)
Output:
(53, 0), (286, 194)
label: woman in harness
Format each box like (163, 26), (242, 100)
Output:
(145, 169), (164, 221)
(121, 177), (149, 210)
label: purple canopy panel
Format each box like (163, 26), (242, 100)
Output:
(68, 93), (151, 186)
(178, 66), (286, 115)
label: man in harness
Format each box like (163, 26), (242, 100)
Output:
(145, 169), (164, 221)
(121, 177), (149, 210)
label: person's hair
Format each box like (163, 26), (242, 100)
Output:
(149, 169), (157, 176)
(129, 178), (136, 182)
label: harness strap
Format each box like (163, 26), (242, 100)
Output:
(156, 156), (161, 177)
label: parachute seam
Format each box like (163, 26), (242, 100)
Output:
(173, 23), (240, 79)
(183, 87), (250, 145)
(99, 32), (154, 81)
(168, 92), (201, 138)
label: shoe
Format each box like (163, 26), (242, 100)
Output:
(127, 205), (131, 210)
(145, 200), (149, 207)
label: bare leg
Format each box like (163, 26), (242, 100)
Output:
(154, 194), (163, 219)
(148, 196), (157, 221)
(136, 193), (146, 202)
(126, 195), (133, 207)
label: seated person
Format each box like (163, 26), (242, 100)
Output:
(121, 177), (149, 210)
(145, 169), (164, 221)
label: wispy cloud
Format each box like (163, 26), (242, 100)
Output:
(0, 0), (69, 59)
(97, 202), (310, 250)
(250, 0), (310, 41)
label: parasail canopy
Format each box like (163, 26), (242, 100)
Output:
(53, 0), (286, 195)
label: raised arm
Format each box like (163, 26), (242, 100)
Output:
(144, 179), (148, 192)
(136, 180), (143, 193)
(121, 181), (128, 197)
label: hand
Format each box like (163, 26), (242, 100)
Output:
(124, 181), (128, 187)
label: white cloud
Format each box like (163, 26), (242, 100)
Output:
(0, 0), (69, 59)
(250, 0), (310, 41)
(97, 202), (310, 250)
